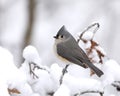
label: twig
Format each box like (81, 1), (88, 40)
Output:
(80, 91), (103, 96)
(76, 90), (104, 96)
(59, 65), (69, 84)
(29, 62), (39, 79)
(112, 81), (120, 91)
(86, 40), (105, 64)
(47, 92), (54, 96)
(77, 23), (105, 66)
(77, 23), (100, 43)
(31, 62), (50, 73)
(29, 62), (50, 79)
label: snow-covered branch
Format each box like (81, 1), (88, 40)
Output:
(77, 23), (99, 43)
(29, 61), (50, 79)
(79, 90), (104, 96)
(1, 23), (120, 96)
(60, 64), (69, 84)
(112, 81), (120, 91)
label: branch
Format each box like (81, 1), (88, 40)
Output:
(59, 65), (69, 84)
(77, 23), (100, 43)
(29, 62), (50, 79)
(29, 62), (39, 79)
(23, 0), (35, 47)
(31, 62), (50, 73)
(21, 0), (36, 64)
(74, 90), (103, 96)
(80, 90), (104, 96)
(86, 40), (105, 64)
(112, 81), (120, 91)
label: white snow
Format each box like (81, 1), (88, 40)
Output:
(67, 64), (90, 78)
(0, 43), (119, 96)
(62, 73), (103, 95)
(81, 31), (94, 41)
(20, 46), (58, 96)
(31, 68), (57, 96)
(23, 45), (41, 66)
(0, 83), (10, 96)
(101, 59), (120, 87)
(54, 84), (70, 96)
(20, 45), (120, 96)
(0, 46), (26, 82)
(96, 45), (106, 56)
(0, 37), (120, 96)
(1, 0), (120, 95)
(0, 46), (27, 96)
(50, 63), (63, 84)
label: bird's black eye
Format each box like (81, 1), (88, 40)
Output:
(61, 35), (63, 38)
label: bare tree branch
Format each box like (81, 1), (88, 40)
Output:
(29, 62), (50, 79)
(59, 65), (69, 85)
(79, 90), (104, 96)
(20, 0), (36, 64)
(23, 0), (35, 47)
(77, 23), (100, 43)
(74, 90), (104, 96)
(112, 81), (120, 91)
(29, 62), (39, 79)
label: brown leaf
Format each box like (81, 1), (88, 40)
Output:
(8, 88), (21, 94)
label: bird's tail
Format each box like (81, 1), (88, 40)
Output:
(87, 61), (104, 77)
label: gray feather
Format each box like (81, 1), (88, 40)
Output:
(57, 39), (87, 68)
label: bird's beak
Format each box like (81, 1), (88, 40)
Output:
(53, 36), (57, 39)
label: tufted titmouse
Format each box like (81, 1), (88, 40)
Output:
(54, 26), (104, 77)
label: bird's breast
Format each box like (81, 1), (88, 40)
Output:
(53, 43), (70, 63)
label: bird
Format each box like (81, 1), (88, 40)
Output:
(53, 25), (104, 77)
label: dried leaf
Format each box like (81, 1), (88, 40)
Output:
(8, 88), (20, 94)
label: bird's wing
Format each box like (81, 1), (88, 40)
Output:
(57, 43), (88, 68)
(57, 42), (104, 77)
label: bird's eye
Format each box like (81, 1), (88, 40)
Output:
(61, 35), (63, 38)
